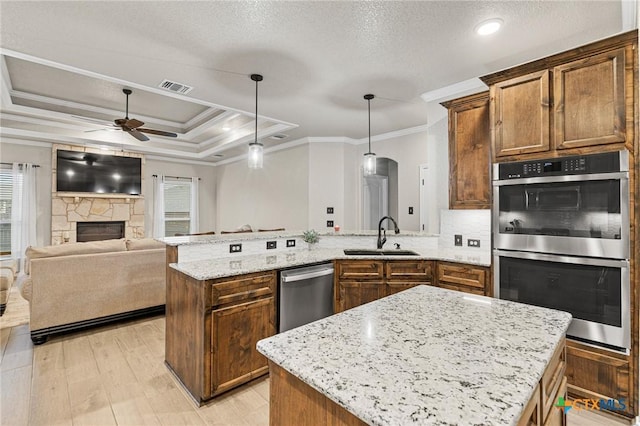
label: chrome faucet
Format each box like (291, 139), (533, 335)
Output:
(377, 216), (400, 249)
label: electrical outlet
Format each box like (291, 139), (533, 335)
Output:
(266, 241), (277, 250)
(468, 239), (480, 248)
(229, 243), (242, 253)
(408, 207), (414, 215)
(327, 207), (334, 214)
(286, 239), (296, 247)
(454, 234), (463, 246)
(327, 220), (334, 227)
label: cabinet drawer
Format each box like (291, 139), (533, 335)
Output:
(438, 282), (484, 296)
(437, 262), (487, 289)
(541, 340), (566, 422)
(337, 260), (384, 280)
(385, 260), (434, 281)
(211, 272), (276, 308)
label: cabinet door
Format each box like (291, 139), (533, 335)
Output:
(211, 297), (275, 396)
(565, 342), (631, 416)
(554, 48), (626, 150)
(444, 92), (491, 209)
(386, 282), (429, 296)
(492, 70), (550, 158)
(338, 281), (385, 312)
(543, 377), (567, 426)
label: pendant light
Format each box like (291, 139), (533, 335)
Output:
(363, 94), (376, 176)
(248, 74), (264, 169)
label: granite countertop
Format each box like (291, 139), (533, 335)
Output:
(257, 285), (572, 426)
(170, 247), (490, 280)
(159, 230), (435, 247)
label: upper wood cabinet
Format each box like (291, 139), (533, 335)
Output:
(481, 30), (637, 162)
(441, 92), (491, 209)
(491, 70), (550, 158)
(553, 48), (627, 150)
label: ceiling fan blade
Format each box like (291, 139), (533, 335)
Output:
(72, 115), (114, 126)
(126, 128), (150, 141)
(126, 118), (144, 129)
(137, 128), (178, 138)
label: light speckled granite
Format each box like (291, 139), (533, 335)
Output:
(159, 230), (436, 247)
(257, 285), (572, 426)
(170, 247), (491, 280)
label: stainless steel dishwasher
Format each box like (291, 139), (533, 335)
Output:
(278, 263), (334, 333)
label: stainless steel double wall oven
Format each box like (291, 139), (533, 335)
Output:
(493, 150), (630, 351)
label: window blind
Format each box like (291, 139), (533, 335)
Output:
(163, 178), (192, 237)
(0, 166), (15, 254)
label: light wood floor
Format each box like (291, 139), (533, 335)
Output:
(0, 307), (633, 425)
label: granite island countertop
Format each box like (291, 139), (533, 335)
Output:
(257, 285), (572, 426)
(170, 247), (490, 280)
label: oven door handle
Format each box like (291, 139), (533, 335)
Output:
(493, 171), (629, 186)
(493, 250), (630, 268)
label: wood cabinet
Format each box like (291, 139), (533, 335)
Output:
(481, 31), (637, 161)
(165, 268), (276, 403)
(565, 340), (632, 417)
(436, 261), (491, 296)
(492, 70), (551, 158)
(335, 259), (434, 313)
(442, 92), (491, 209)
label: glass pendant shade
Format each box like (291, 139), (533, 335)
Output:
(363, 152), (376, 176)
(248, 142), (263, 169)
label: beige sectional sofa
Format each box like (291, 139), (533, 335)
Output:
(19, 238), (166, 344)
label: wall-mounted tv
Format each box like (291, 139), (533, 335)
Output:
(56, 150), (142, 195)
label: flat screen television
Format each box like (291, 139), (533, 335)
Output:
(56, 150), (142, 195)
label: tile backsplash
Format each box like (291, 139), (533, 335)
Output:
(438, 209), (491, 251)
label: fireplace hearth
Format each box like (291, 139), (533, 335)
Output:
(76, 221), (125, 242)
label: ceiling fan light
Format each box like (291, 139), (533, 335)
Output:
(248, 142), (263, 169)
(363, 152), (377, 176)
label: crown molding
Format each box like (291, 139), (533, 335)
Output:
(0, 137), (53, 148)
(145, 155), (218, 167)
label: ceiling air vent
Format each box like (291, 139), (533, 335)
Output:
(269, 134), (288, 140)
(158, 79), (194, 95)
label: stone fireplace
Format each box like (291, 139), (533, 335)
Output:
(51, 144), (145, 245)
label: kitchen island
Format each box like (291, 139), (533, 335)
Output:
(257, 285), (572, 425)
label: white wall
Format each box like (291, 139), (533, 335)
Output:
(425, 104), (450, 234)
(355, 130), (430, 231)
(308, 143), (346, 231)
(143, 158), (217, 236)
(0, 141), (53, 246)
(215, 144), (309, 232)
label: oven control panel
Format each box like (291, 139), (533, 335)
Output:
(496, 151), (624, 180)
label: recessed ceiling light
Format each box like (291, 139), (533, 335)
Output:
(222, 126), (231, 132)
(475, 18), (503, 36)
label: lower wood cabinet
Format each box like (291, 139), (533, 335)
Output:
(565, 340), (632, 417)
(338, 281), (386, 312)
(335, 259), (434, 313)
(166, 269), (276, 403)
(518, 339), (567, 426)
(436, 261), (491, 296)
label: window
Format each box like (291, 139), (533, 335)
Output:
(0, 165), (15, 255)
(163, 178), (192, 237)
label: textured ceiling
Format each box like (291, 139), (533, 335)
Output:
(0, 1), (632, 163)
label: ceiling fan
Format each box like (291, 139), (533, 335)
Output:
(78, 89), (178, 141)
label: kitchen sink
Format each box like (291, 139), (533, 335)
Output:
(343, 249), (420, 256)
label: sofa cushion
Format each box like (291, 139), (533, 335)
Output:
(126, 238), (166, 251)
(16, 274), (31, 302)
(0, 259), (17, 276)
(0, 269), (14, 292)
(25, 238), (127, 275)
